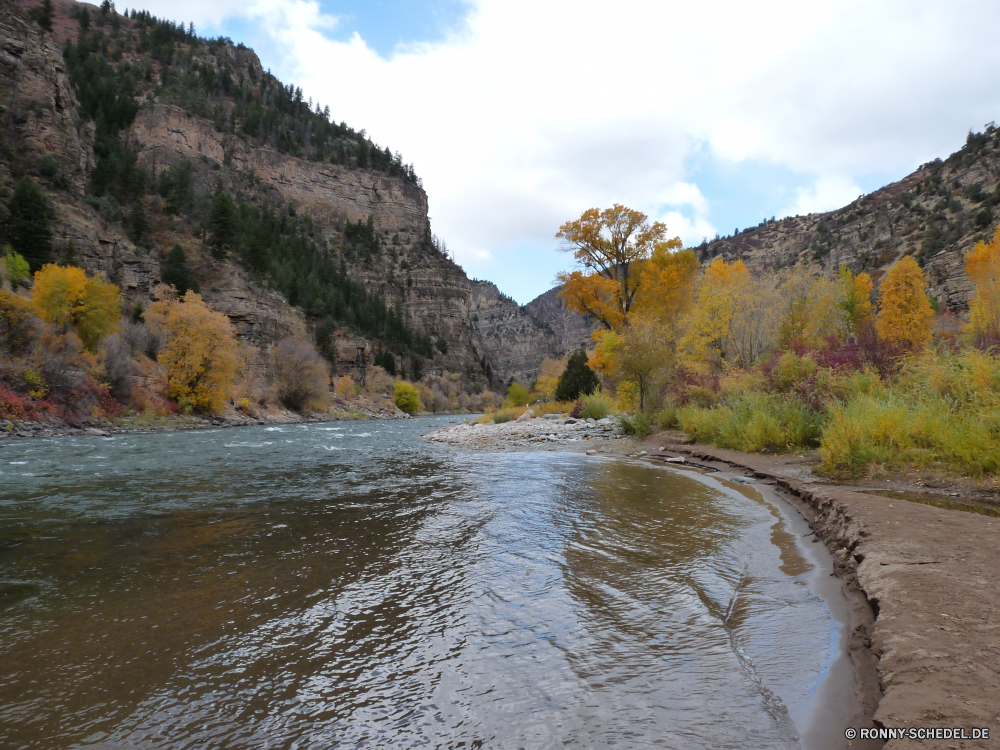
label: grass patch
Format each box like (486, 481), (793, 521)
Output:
(676, 392), (822, 453)
(578, 390), (616, 420)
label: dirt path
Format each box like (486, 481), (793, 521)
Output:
(640, 439), (1000, 750)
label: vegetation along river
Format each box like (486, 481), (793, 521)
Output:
(0, 417), (861, 749)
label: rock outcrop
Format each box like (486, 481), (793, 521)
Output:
(524, 285), (598, 354)
(469, 280), (560, 385)
(0, 2), (94, 193)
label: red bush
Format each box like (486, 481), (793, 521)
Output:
(0, 382), (35, 420)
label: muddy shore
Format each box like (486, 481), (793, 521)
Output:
(427, 419), (1000, 749)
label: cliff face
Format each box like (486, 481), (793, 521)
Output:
(469, 280), (560, 385)
(0, 4), (313, 347)
(0, 0), (571, 385)
(699, 130), (1000, 313)
(128, 105), (430, 236)
(0, 3), (93, 191)
(523, 286), (598, 354)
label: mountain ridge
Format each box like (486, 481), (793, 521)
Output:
(1, 0), (568, 386)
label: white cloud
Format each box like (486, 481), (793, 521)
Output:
(782, 175), (864, 218)
(130, 0), (1000, 300)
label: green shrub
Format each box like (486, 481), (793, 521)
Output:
(394, 381), (421, 414)
(578, 389), (615, 420)
(774, 351), (817, 391)
(820, 392), (1000, 477)
(1, 248), (30, 288)
(617, 411), (654, 437)
(493, 412), (513, 424)
(677, 392), (822, 453)
(684, 385), (717, 408)
(39, 154), (59, 178)
(505, 381), (531, 407)
(653, 406), (678, 430)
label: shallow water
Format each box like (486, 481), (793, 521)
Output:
(0, 417), (846, 749)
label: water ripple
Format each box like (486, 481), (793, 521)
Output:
(0, 417), (838, 749)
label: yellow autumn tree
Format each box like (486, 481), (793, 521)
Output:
(32, 264), (87, 327)
(875, 256), (935, 347)
(776, 267), (840, 349)
(77, 276), (122, 350)
(0, 289), (35, 355)
(837, 265), (874, 339)
(678, 258), (747, 369)
(556, 271), (624, 329)
(965, 227), (1000, 341)
(148, 289), (238, 413)
(633, 247), (700, 336)
(678, 258), (782, 369)
(592, 313), (673, 411)
(534, 357), (565, 401)
(556, 204), (679, 329)
(32, 264), (121, 350)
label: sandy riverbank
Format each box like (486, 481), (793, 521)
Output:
(426, 418), (1000, 749)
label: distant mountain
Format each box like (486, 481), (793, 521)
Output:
(524, 286), (597, 354)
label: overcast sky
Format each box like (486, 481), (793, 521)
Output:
(127, 0), (1000, 303)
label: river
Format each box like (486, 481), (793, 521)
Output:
(0, 417), (859, 749)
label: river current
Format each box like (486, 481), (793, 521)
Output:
(0, 417), (853, 749)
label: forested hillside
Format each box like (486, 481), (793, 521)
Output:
(0, 0), (573, 393)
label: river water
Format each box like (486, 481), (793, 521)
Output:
(0, 417), (856, 749)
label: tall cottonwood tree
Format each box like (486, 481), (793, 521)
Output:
(148, 288), (238, 412)
(32, 264), (121, 350)
(556, 204), (678, 329)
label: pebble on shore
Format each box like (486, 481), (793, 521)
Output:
(425, 415), (623, 451)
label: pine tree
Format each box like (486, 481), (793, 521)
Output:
(127, 198), (150, 245)
(209, 190), (237, 257)
(161, 243), (196, 295)
(875, 256), (935, 348)
(7, 178), (53, 271)
(30, 0), (55, 31)
(555, 349), (599, 402)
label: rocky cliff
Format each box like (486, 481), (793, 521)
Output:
(0, 0), (569, 387)
(469, 280), (560, 385)
(523, 285), (598, 354)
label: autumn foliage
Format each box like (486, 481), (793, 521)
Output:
(32, 264), (121, 350)
(965, 227), (1000, 342)
(874, 256), (935, 348)
(148, 290), (238, 413)
(543, 203), (1000, 479)
(557, 204), (680, 329)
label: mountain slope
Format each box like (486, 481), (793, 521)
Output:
(0, 0), (567, 386)
(697, 129), (1000, 312)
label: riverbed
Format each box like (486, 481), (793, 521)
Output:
(1, 417), (860, 749)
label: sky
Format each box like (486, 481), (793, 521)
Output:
(125, 0), (1000, 304)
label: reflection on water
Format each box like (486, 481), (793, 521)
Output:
(1, 418), (839, 749)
